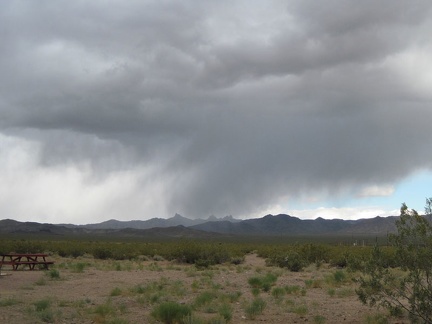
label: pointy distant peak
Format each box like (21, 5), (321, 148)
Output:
(171, 213), (190, 220)
(204, 215), (240, 222)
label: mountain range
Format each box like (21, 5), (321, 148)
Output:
(0, 213), (400, 238)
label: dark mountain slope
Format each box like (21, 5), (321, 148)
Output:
(1, 214), (401, 237)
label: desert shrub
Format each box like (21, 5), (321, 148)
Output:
(263, 243), (337, 271)
(333, 270), (345, 283)
(335, 288), (355, 298)
(47, 269), (60, 279)
(151, 302), (192, 324)
(357, 202), (432, 323)
(33, 299), (50, 312)
(195, 259), (212, 269)
(305, 278), (322, 289)
(37, 309), (55, 323)
(181, 314), (206, 324)
(291, 304), (308, 316)
(269, 251), (306, 272)
(328, 246), (394, 271)
(299, 243), (331, 264)
(92, 247), (113, 260)
(227, 291), (242, 303)
(94, 302), (116, 318)
(170, 241), (233, 267)
(132, 278), (186, 305)
(244, 297), (266, 319)
(194, 291), (218, 308)
(285, 285), (301, 295)
(65, 247), (85, 258)
(248, 273), (278, 292)
(32, 299), (54, 323)
(329, 252), (349, 268)
(0, 298), (20, 307)
(314, 315), (326, 324)
(13, 240), (44, 254)
(251, 287), (260, 296)
(364, 313), (388, 324)
(218, 303), (233, 322)
(110, 287), (122, 296)
(71, 262), (86, 273)
(324, 270), (348, 287)
(230, 256), (244, 265)
(271, 287), (286, 300)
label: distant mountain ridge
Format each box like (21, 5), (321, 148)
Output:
(190, 214), (398, 235)
(71, 213), (241, 230)
(0, 213), (401, 237)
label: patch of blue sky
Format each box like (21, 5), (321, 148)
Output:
(288, 169), (432, 218)
(389, 169), (432, 213)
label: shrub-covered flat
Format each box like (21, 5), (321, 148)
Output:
(0, 238), (409, 323)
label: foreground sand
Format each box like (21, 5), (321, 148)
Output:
(0, 254), (408, 323)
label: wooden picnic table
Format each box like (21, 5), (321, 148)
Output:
(0, 253), (54, 271)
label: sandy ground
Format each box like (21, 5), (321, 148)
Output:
(0, 254), (409, 323)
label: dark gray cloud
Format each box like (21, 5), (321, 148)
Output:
(1, 0), (432, 221)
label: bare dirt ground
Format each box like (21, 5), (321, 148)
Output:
(0, 254), (409, 323)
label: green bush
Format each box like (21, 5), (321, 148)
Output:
(0, 298), (20, 307)
(218, 303), (233, 322)
(92, 247), (113, 260)
(271, 287), (286, 300)
(33, 299), (50, 312)
(333, 270), (345, 283)
(47, 269), (60, 279)
(285, 285), (301, 295)
(245, 297), (266, 319)
(248, 273), (278, 292)
(194, 291), (218, 308)
(314, 315), (326, 324)
(71, 262), (86, 273)
(110, 287), (122, 297)
(276, 252), (305, 272)
(357, 202), (432, 323)
(94, 302), (115, 317)
(151, 302), (192, 324)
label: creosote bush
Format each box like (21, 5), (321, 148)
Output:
(151, 302), (192, 324)
(248, 273), (278, 292)
(357, 201), (432, 323)
(244, 297), (266, 319)
(47, 268), (60, 279)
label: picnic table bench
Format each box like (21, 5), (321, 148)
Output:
(0, 253), (54, 271)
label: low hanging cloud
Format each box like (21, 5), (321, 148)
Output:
(1, 1), (432, 223)
(357, 185), (395, 198)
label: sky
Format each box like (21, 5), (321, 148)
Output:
(1, 0), (431, 225)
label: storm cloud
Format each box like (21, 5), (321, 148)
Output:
(1, 0), (432, 223)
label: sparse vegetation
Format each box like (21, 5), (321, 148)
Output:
(110, 287), (122, 297)
(32, 298), (55, 323)
(2, 216), (426, 323)
(0, 298), (20, 307)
